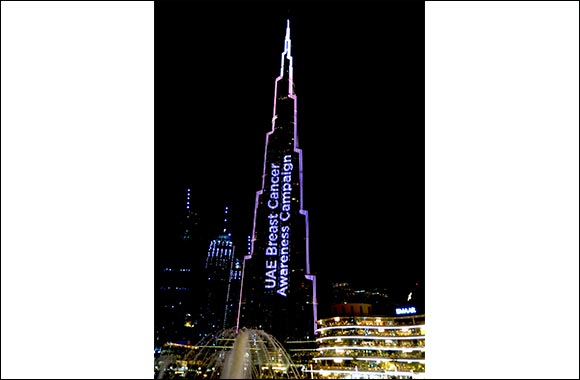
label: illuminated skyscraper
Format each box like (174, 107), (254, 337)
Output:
(201, 206), (240, 333)
(205, 206), (233, 271)
(238, 20), (317, 343)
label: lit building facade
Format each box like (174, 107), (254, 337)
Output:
(201, 206), (241, 333)
(238, 20), (317, 344)
(309, 310), (426, 379)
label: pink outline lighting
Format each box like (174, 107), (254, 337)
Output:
(237, 20), (318, 336)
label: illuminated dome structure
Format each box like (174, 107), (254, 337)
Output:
(154, 328), (302, 379)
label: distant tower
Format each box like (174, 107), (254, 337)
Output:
(205, 206), (233, 270)
(203, 206), (240, 333)
(223, 254), (242, 330)
(238, 20), (317, 343)
(181, 187), (200, 241)
(155, 187), (199, 347)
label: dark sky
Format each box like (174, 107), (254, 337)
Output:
(156, 2), (424, 293)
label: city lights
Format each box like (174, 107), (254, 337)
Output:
(155, 14), (425, 380)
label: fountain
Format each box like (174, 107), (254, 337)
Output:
(220, 329), (250, 379)
(155, 328), (302, 379)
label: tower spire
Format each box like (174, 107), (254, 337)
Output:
(279, 19), (294, 95)
(239, 18), (317, 342)
(222, 205), (230, 235)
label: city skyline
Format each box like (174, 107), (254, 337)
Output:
(156, 2), (425, 296)
(3, 2), (577, 379)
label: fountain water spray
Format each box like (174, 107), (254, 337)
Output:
(155, 328), (301, 379)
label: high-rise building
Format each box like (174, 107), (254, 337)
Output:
(224, 255), (242, 329)
(238, 20), (317, 344)
(155, 187), (202, 348)
(179, 187), (204, 243)
(200, 206), (241, 334)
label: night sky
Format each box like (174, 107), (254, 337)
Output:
(156, 2), (424, 296)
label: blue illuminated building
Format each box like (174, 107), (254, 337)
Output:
(201, 206), (242, 334)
